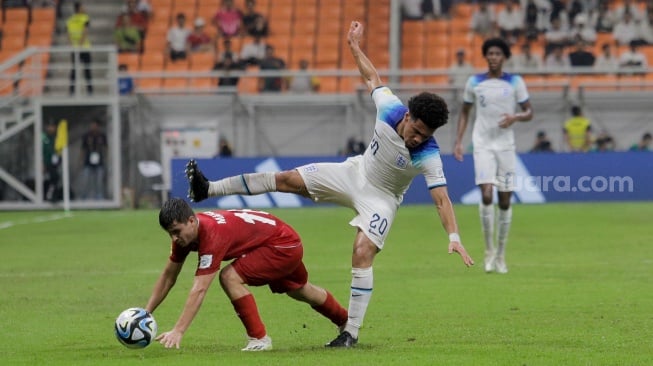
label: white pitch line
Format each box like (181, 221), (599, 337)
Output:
(0, 212), (73, 230)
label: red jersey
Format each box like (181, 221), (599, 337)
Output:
(169, 209), (300, 276)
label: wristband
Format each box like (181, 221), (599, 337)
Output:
(449, 233), (460, 243)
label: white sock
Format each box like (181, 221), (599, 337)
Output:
(344, 267), (373, 339)
(497, 207), (512, 257)
(479, 203), (495, 252)
(208, 173), (276, 197)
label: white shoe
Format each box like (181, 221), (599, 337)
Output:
(494, 256), (508, 274)
(241, 335), (272, 351)
(484, 250), (496, 273)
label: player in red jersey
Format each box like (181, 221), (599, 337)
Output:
(144, 198), (347, 351)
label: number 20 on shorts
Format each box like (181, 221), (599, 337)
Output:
(368, 213), (388, 236)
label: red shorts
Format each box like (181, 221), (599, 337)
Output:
(231, 242), (307, 293)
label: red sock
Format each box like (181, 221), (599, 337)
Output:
(231, 294), (266, 339)
(312, 291), (348, 327)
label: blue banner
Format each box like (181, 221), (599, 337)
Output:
(170, 152), (653, 208)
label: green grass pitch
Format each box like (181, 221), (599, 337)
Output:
(0, 203), (651, 365)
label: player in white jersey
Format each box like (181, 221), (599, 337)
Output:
(453, 38), (533, 274)
(186, 21), (474, 347)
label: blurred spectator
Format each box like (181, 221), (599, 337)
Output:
(563, 105), (592, 152)
(496, 0), (523, 44)
(80, 119), (107, 200)
(66, 1), (93, 95)
(187, 17), (214, 53)
(212, 0), (243, 40)
(288, 59), (320, 93)
(242, 0), (268, 37)
(590, 1), (617, 33)
(568, 39), (595, 67)
(566, 0), (584, 25)
(401, 0), (424, 20)
(570, 13), (597, 44)
(258, 45), (286, 92)
(613, 12), (639, 46)
(618, 40), (648, 73)
(167, 13), (191, 62)
(218, 38), (239, 63)
(114, 13), (142, 53)
(115, 0), (148, 38)
(523, 0), (539, 41)
(422, 0), (454, 19)
(470, 0), (496, 38)
(118, 64), (134, 95)
(530, 130), (554, 152)
(591, 130), (616, 152)
(545, 44), (571, 70)
(636, 10), (653, 45)
(217, 137), (234, 157)
(341, 137), (366, 156)
(136, 0), (153, 21)
(507, 42), (543, 71)
(594, 42), (618, 71)
(213, 53), (243, 87)
(448, 48), (474, 88)
(240, 35), (267, 66)
(628, 132), (652, 152)
(43, 121), (60, 202)
(614, 0), (644, 21)
(544, 16), (570, 55)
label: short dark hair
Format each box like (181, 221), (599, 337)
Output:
(571, 105), (582, 116)
(482, 38), (511, 59)
(407, 92), (449, 130)
(643, 132), (652, 140)
(159, 198), (195, 230)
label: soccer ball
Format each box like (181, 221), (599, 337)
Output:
(114, 307), (157, 349)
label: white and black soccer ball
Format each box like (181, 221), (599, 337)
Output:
(114, 307), (157, 349)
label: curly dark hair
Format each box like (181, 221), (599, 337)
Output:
(482, 38), (511, 59)
(407, 92), (449, 130)
(159, 197), (195, 230)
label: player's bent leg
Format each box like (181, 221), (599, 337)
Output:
(219, 265), (270, 349)
(288, 284), (348, 329)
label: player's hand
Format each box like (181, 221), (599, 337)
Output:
(448, 241), (474, 267)
(347, 21), (363, 45)
(453, 142), (464, 162)
(498, 114), (516, 128)
(156, 329), (183, 349)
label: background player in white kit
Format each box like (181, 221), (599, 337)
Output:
(453, 38), (534, 274)
(186, 21), (474, 348)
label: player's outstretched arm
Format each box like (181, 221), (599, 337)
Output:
(145, 260), (183, 314)
(347, 21), (381, 92)
(429, 186), (474, 267)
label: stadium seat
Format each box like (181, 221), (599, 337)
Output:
(143, 36), (167, 53)
(189, 52), (214, 71)
(137, 77), (162, 90)
(1, 35), (25, 53)
(118, 53), (141, 71)
(317, 76), (338, 94)
(28, 22), (54, 37)
(141, 52), (165, 70)
(189, 76), (214, 90)
(237, 66), (259, 94)
(26, 34), (53, 48)
(2, 19), (28, 37)
(30, 8), (56, 23)
(151, 0), (173, 9)
(196, 0), (219, 7)
(5, 8), (29, 24)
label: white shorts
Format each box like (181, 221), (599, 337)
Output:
(296, 156), (400, 250)
(473, 148), (515, 192)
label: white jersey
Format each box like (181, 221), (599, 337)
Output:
(362, 86), (447, 198)
(463, 72), (529, 150)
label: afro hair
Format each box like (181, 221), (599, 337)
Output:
(407, 92), (449, 130)
(482, 38), (511, 59)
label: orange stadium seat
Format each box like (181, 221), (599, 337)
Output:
(141, 52), (165, 70)
(292, 19), (317, 36)
(118, 53), (140, 71)
(26, 34), (52, 48)
(317, 19), (342, 36)
(2, 19), (28, 37)
(5, 7), (29, 23)
(174, 0), (197, 7)
(317, 76), (338, 94)
(147, 21), (170, 39)
(318, 4), (342, 21)
(30, 8), (56, 23)
(151, 6), (172, 25)
(196, 5), (215, 20)
(144, 36), (167, 53)
(339, 76), (364, 93)
(294, 3), (317, 20)
(189, 76), (214, 90)
(237, 65), (260, 94)
(189, 52), (214, 71)
(171, 6), (195, 22)
(196, 0), (219, 7)
(1, 35), (25, 53)
(137, 77), (162, 90)
(28, 22), (54, 37)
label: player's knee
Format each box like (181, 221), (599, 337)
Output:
(218, 266), (240, 287)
